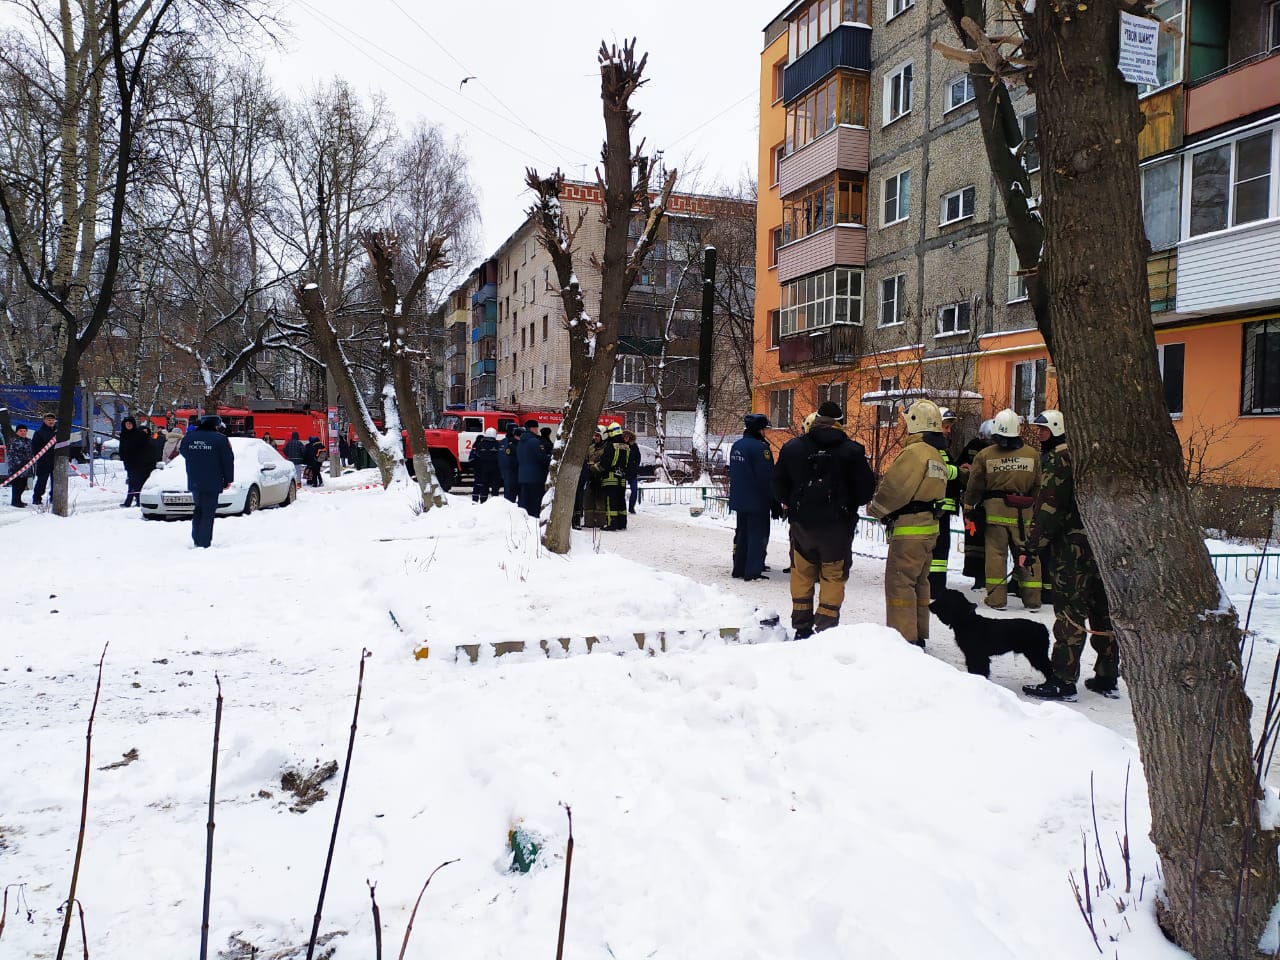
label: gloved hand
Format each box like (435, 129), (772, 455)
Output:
(1014, 546), (1033, 568)
(770, 500), (787, 521)
(964, 513), (977, 537)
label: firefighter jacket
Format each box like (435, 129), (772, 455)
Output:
(598, 437), (628, 487)
(866, 434), (948, 539)
(962, 438), (1040, 533)
(937, 449), (963, 515)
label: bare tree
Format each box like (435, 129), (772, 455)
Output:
(938, 1), (1280, 953)
(525, 39), (676, 554)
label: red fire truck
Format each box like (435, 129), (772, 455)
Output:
(159, 405), (329, 453)
(422, 408), (623, 491)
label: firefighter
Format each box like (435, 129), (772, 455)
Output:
(962, 408), (1042, 610)
(599, 422), (630, 531)
(927, 406), (964, 597)
(866, 399), (949, 646)
(1019, 410), (1119, 701)
(959, 419), (994, 590)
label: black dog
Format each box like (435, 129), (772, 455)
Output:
(929, 588), (1054, 681)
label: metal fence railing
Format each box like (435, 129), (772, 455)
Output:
(1212, 553), (1280, 583)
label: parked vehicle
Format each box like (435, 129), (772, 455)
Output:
(139, 437), (297, 519)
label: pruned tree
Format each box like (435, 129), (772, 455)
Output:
(938, 1), (1280, 955)
(360, 228), (448, 508)
(525, 39), (676, 554)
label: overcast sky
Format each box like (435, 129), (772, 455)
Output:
(271, 0), (781, 263)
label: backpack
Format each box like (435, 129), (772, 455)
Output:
(793, 443), (850, 524)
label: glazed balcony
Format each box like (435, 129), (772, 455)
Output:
(782, 23), (871, 103)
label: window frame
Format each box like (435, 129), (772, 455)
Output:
(778, 267), (865, 336)
(1020, 110), (1040, 173)
(769, 389), (795, 429)
(1271, 0), (1280, 51)
(883, 61), (914, 125)
(879, 273), (906, 327)
(781, 171), (867, 243)
(1242, 319), (1280, 415)
(945, 74), (975, 112)
(770, 141), (786, 186)
(1184, 125), (1279, 240)
(939, 185), (976, 225)
(1141, 157), (1182, 252)
(936, 300), (972, 337)
(785, 69), (870, 154)
(1157, 341), (1185, 417)
(1012, 358), (1048, 419)
(886, 0), (914, 21)
(882, 169), (911, 226)
(1007, 241), (1029, 303)
(769, 308), (782, 349)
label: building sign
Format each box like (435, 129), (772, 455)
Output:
(1118, 12), (1160, 86)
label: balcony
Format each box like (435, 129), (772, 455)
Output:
(471, 374), (496, 399)
(470, 281), (496, 306)
(1176, 219), (1280, 314)
(470, 358), (496, 378)
(1148, 250), (1177, 313)
(779, 126), (869, 195)
(472, 321), (496, 341)
(782, 23), (871, 104)
(1186, 52), (1280, 136)
(777, 323), (864, 371)
(777, 224), (867, 284)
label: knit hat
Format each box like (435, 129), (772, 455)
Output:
(816, 401), (844, 421)
(524, 419), (539, 430)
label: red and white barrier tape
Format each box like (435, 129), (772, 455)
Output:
(0, 435), (59, 489)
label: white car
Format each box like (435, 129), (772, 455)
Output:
(139, 437), (297, 519)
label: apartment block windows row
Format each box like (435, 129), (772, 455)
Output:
(782, 172), (867, 243)
(779, 267), (865, 336)
(785, 71), (870, 154)
(1187, 126), (1277, 237)
(884, 62), (913, 125)
(788, 0), (871, 61)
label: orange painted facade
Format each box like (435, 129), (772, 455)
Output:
(753, 27), (788, 417)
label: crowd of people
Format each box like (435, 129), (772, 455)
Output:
(726, 399), (1117, 702)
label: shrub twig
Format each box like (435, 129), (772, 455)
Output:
(55, 643), (108, 960)
(397, 860), (459, 960)
(200, 675), (224, 960)
(368, 880), (382, 960)
(1089, 772), (1111, 890)
(556, 804), (575, 960)
(306, 649), (371, 960)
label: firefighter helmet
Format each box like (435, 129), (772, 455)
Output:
(978, 418), (995, 440)
(1033, 410), (1065, 437)
(801, 412), (818, 433)
(604, 422), (624, 439)
(992, 408), (1022, 437)
(904, 399), (943, 434)
(939, 406), (957, 422)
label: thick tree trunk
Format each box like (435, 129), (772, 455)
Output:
(1023, 6), (1279, 955)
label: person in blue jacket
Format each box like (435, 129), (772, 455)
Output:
(516, 418), (551, 517)
(178, 415), (235, 548)
(497, 425), (520, 503)
(728, 413), (775, 581)
(469, 427), (501, 503)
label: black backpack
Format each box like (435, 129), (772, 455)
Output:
(793, 443), (850, 524)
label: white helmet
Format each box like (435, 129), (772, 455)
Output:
(484, 427), (497, 438)
(978, 418), (995, 440)
(904, 399), (943, 435)
(938, 406), (957, 422)
(801, 412), (818, 433)
(992, 408), (1022, 438)
(1033, 410), (1065, 437)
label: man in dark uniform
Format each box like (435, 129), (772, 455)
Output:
(31, 413), (58, 505)
(178, 415), (235, 548)
(728, 413), (774, 581)
(773, 401), (876, 637)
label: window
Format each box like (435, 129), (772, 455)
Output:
(1020, 111), (1040, 173)
(782, 172), (867, 241)
(880, 274), (906, 326)
(778, 267), (865, 336)
(876, 376), (899, 427)
(1142, 158), (1181, 251)
(940, 186), (976, 225)
(1140, 0), (1184, 94)
(887, 0), (914, 19)
(1271, 1), (1280, 50)
(785, 70), (870, 153)
(521, 327), (526, 350)
(1157, 342), (1184, 416)
(946, 74), (975, 111)
(884, 62), (913, 124)
(769, 389), (794, 429)
(1008, 242), (1029, 303)
(772, 59), (787, 102)
(936, 301), (971, 336)
(770, 226), (785, 266)
(817, 382), (848, 414)
(1188, 128), (1278, 237)
(771, 142), (786, 186)
(788, 0), (870, 60)
(1243, 319), (1280, 415)
(614, 354), (647, 385)
(624, 410), (650, 435)
(883, 170), (911, 225)
(542, 364), (548, 386)
(1012, 358), (1047, 418)
(542, 315), (549, 340)
(769, 309), (781, 349)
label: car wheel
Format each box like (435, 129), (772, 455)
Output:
(142, 513), (161, 521)
(432, 456), (455, 493)
(280, 482), (296, 507)
(243, 485), (260, 516)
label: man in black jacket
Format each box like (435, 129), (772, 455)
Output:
(772, 402), (876, 638)
(179, 416), (235, 548)
(30, 413), (57, 505)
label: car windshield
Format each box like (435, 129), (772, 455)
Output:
(439, 415), (462, 431)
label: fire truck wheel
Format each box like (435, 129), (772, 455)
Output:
(432, 456), (455, 492)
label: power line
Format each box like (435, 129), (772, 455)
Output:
(666, 91), (757, 148)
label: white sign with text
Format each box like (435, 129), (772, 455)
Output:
(1118, 12), (1161, 86)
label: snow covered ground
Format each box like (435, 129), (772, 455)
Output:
(1, 475), (1277, 959)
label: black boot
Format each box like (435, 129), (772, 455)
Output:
(1084, 676), (1120, 698)
(1022, 678), (1078, 701)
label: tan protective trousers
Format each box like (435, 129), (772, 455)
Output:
(885, 533), (936, 645)
(983, 510), (1042, 608)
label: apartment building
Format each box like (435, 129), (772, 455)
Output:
(445, 182), (754, 443)
(755, 0), (1280, 487)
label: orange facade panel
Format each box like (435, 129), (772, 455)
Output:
(1186, 55), (1280, 136)
(778, 125), (870, 196)
(777, 225), (867, 282)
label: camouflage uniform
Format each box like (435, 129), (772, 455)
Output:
(1024, 442), (1118, 685)
(867, 435), (948, 645)
(963, 440), (1042, 609)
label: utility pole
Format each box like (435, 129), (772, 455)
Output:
(693, 245), (717, 477)
(317, 144), (341, 479)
